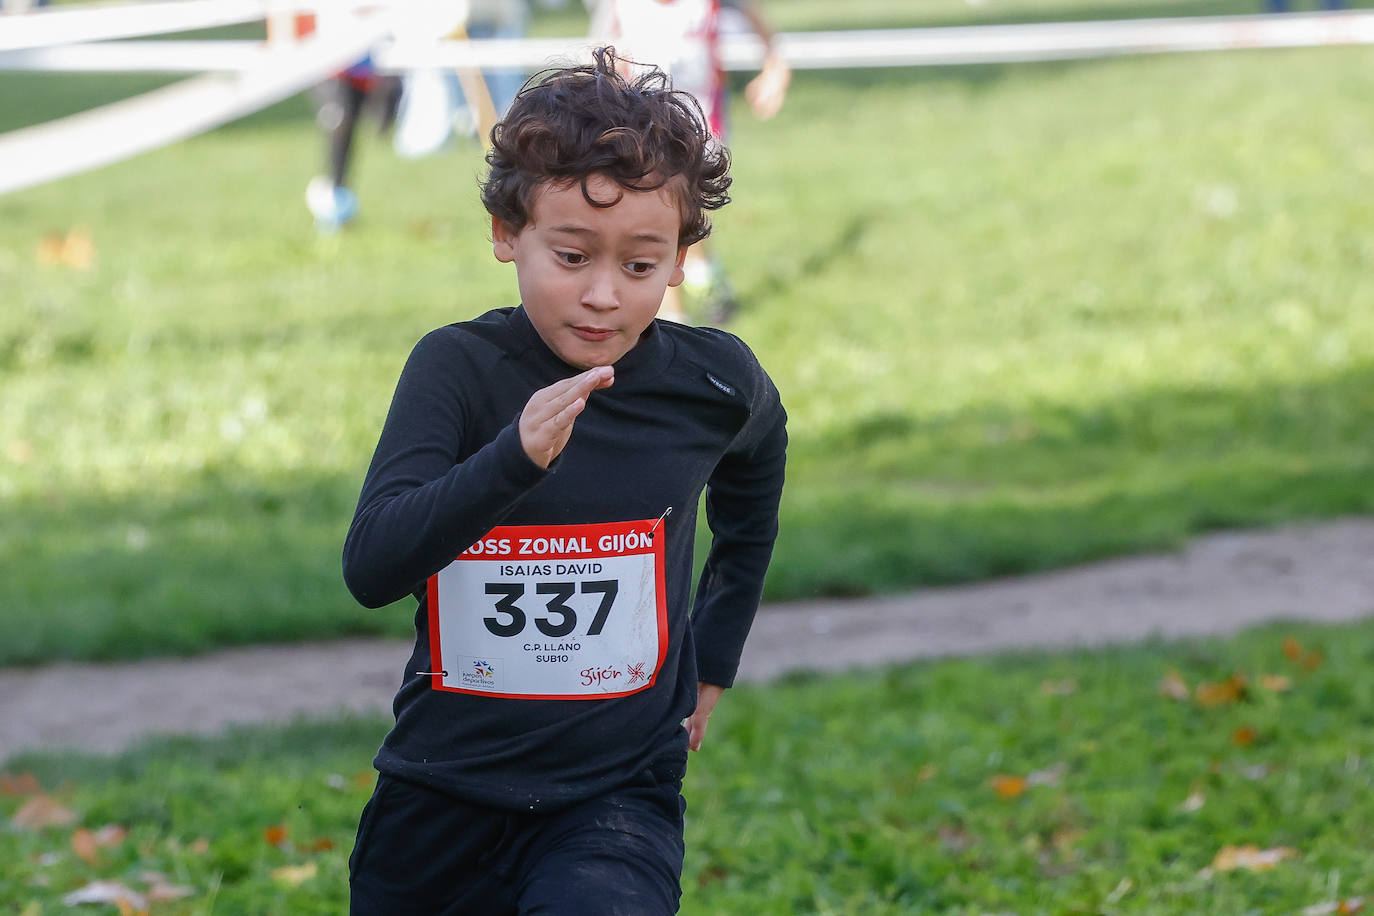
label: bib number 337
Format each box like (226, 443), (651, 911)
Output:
(426, 520), (667, 699)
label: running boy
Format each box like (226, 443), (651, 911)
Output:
(342, 47), (787, 913)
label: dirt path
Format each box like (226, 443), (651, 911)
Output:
(5, 518), (1374, 761)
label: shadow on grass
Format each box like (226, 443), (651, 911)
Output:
(7, 362), (1374, 665)
(0, 468), (410, 667)
(739, 214), (870, 303)
(775, 361), (1374, 597)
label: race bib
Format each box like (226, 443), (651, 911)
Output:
(426, 520), (667, 699)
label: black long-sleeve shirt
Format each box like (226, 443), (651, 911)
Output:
(343, 306), (786, 811)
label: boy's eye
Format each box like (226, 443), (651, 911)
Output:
(626, 261), (655, 276)
(557, 251), (588, 266)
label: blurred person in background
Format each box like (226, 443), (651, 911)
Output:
(306, 54), (403, 233)
(591, 0), (790, 322)
(394, 0), (534, 157)
(466, 0), (532, 117)
(305, 0), (541, 230)
(282, 8), (404, 233)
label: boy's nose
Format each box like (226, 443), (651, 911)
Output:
(580, 270), (619, 310)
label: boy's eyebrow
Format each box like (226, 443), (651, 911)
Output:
(548, 224), (675, 246)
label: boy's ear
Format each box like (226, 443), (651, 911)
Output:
(667, 246), (688, 288)
(492, 216), (518, 263)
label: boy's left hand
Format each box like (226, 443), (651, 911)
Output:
(686, 682), (725, 751)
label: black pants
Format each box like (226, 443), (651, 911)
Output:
(349, 755), (687, 915)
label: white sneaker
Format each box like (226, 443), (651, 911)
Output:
(305, 176), (358, 233)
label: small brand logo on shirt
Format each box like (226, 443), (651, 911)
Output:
(705, 372), (735, 396)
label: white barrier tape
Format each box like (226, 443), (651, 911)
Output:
(0, 35), (585, 72)
(0, 39), (275, 72)
(743, 10), (1374, 68)
(367, 11), (1374, 70)
(4, 11), (1372, 74)
(0, 0), (271, 52)
(0, 14), (390, 195)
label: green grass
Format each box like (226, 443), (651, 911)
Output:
(5, 9), (1374, 663)
(5, 619), (1374, 913)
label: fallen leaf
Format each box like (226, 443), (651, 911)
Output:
(1259, 674), (1292, 692)
(72, 828), (100, 864)
(303, 836), (335, 853)
(1283, 635), (1304, 661)
(696, 865), (728, 887)
(1232, 725), (1257, 747)
(189, 837), (211, 856)
(989, 775), (1026, 799)
(1302, 649), (1325, 672)
(1196, 673), (1247, 707)
(271, 862), (318, 887)
(142, 872), (195, 902)
(93, 824), (128, 848)
(1027, 762), (1067, 787)
(938, 824), (975, 852)
(1179, 786), (1206, 812)
(1158, 669), (1190, 701)
(61, 880), (147, 909)
(62, 230), (95, 269)
(36, 233), (66, 266)
(1303, 899), (1365, 916)
(916, 763), (938, 782)
(264, 824), (289, 847)
(1040, 678), (1077, 696)
(35, 229), (96, 270)
(1205, 844), (1296, 874)
(12, 796), (78, 830)
(73, 823), (129, 862)
(1, 772), (42, 796)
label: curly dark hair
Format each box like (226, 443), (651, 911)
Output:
(480, 46), (732, 248)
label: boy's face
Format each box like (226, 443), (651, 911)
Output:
(493, 174), (687, 369)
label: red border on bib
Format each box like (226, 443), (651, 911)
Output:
(426, 519), (669, 700)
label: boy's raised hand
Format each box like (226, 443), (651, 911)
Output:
(519, 366), (614, 468)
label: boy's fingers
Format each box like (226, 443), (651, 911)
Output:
(556, 396), (587, 427)
(527, 368), (613, 424)
(572, 366), (614, 395)
(686, 710), (711, 751)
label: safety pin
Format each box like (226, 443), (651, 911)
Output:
(415, 670), (448, 677)
(647, 507), (673, 540)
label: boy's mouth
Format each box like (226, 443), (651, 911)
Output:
(572, 325), (616, 342)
